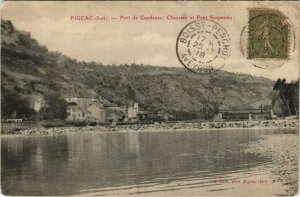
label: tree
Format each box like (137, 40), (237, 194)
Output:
(127, 85), (136, 101)
(1, 89), (36, 120)
(272, 78), (299, 117)
(42, 93), (68, 120)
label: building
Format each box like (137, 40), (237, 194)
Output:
(106, 104), (126, 123)
(87, 103), (106, 124)
(105, 103), (121, 111)
(137, 111), (149, 121)
(64, 95), (129, 124)
(91, 96), (100, 102)
(33, 98), (44, 112)
(156, 110), (173, 121)
(64, 97), (92, 110)
(66, 103), (87, 122)
(128, 102), (139, 119)
(3, 119), (23, 123)
(106, 110), (119, 125)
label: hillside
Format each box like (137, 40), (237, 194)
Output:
(1, 19), (274, 119)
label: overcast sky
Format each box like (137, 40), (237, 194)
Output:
(2, 1), (299, 81)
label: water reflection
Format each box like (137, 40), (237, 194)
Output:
(1, 129), (293, 195)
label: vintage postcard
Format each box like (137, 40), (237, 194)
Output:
(1, 1), (299, 196)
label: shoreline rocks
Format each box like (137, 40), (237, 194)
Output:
(1, 119), (298, 136)
(244, 134), (298, 196)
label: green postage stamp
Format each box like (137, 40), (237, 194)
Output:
(248, 8), (290, 59)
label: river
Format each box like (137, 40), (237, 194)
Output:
(1, 129), (294, 196)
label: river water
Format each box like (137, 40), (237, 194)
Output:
(1, 129), (293, 196)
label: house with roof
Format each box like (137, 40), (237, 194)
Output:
(104, 103), (126, 123)
(87, 103), (107, 124)
(66, 103), (88, 122)
(137, 110), (149, 121)
(64, 94), (129, 124)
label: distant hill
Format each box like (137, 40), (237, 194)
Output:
(1, 19), (274, 119)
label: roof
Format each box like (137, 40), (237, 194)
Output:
(88, 102), (105, 109)
(68, 105), (89, 113)
(104, 103), (118, 107)
(138, 111), (149, 115)
(67, 102), (78, 106)
(220, 109), (264, 114)
(156, 110), (167, 114)
(107, 108), (125, 116)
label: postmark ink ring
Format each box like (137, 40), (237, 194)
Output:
(176, 20), (231, 74)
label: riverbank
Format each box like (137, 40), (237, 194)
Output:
(78, 171), (287, 196)
(244, 134), (298, 196)
(1, 119), (298, 136)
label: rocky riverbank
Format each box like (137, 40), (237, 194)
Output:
(1, 119), (298, 136)
(244, 134), (298, 196)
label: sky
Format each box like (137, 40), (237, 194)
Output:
(1, 1), (299, 81)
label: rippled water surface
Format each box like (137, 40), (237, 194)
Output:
(1, 129), (292, 195)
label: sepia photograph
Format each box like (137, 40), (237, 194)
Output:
(1, 1), (299, 196)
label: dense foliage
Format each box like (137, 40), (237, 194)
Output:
(272, 78), (299, 117)
(1, 88), (36, 120)
(40, 93), (68, 120)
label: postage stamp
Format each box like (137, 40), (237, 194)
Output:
(176, 20), (231, 74)
(247, 8), (290, 59)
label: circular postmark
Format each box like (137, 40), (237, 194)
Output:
(240, 10), (295, 70)
(176, 20), (231, 74)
